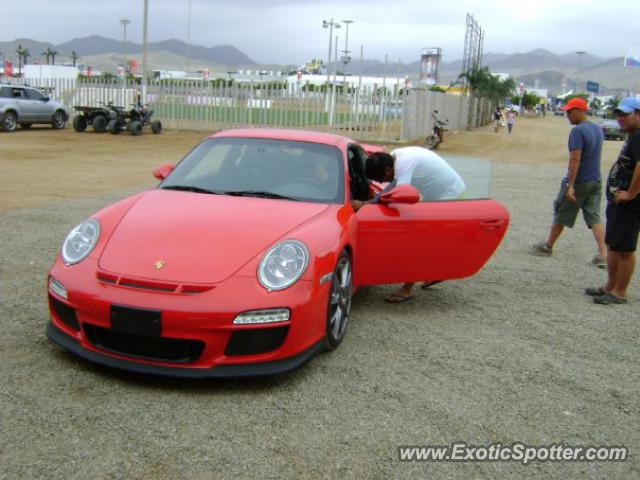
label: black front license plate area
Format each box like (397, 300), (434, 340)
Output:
(110, 305), (161, 338)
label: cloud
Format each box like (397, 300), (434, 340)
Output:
(1, 0), (633, 64)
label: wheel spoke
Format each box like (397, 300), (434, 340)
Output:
(330, 290), (340, 306)
(331, 308), (342, 337)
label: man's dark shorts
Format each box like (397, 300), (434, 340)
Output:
(553, 180), (602, 228)
(605, 201), (640, 252)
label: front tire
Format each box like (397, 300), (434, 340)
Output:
(150, 120), (162, 134)
(425, 134), (439, 150)
(92, 115), (107, 133)
(52, 110), (66, 129)
(128, 121), (143, 136)
(324, 251), (352, 350)
(107, 119), (121, 134)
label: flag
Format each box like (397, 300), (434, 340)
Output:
(624, 45), (640, 68)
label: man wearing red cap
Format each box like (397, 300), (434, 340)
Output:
(587, 97), (640, 304)
(530, 97), (606, 266)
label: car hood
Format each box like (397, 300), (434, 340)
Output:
(98, 189), (329, 283)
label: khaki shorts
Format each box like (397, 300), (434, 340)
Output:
(553, 180), (602, 228)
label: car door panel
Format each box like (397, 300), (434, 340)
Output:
(353, 199), (509, 286)
(25, 88), (50, 121)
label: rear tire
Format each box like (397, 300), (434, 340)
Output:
(324, 250), (352, 350)
(128, 121), (143, 136)
(73, 115), (87, 132)
(3, 111), (18, 132)
(150, 120), (162, 134)
(92, 115), (107, 133)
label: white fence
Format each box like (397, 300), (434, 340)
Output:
(19, 77), (487, 141)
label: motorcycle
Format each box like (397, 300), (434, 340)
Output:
(424, 110), (448, 150)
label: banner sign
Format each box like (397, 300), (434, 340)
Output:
(420, 47), (442, 85)
(586, 81), (599, 93)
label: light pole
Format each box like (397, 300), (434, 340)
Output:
(341, 20), (353, 88)
(576, 50), (586, 91)
(186, 0), (192, 74)
(120, 18), (130, 76)
(322, 19), (340, 87)
(120, 18), (130, 106)
(142, 0), (149, 103)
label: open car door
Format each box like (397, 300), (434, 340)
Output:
(353, 199), (509, 286)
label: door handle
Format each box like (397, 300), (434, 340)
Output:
(480, 219), (505, 230)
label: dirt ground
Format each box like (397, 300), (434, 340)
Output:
(0, 115), (623, 213)
(1, 116), (638, 479)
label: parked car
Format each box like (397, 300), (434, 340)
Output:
(0, 83), (69, 132)
(596, 118), (626, 141)
(46, 128), (509, 378)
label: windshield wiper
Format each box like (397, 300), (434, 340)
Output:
(161, 185), (221, 195)
(223, 190), (298, 201)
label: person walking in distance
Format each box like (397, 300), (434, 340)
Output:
(493, 106), (503, 132)
(587, 97), (640, 305)
(530, 97), (607, 266)
(506, 109), (516, 134)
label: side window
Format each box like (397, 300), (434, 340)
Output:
(11, 88), (25, 99)
(25, 88), (45, 101)
(0, 87), (12, 98)
(347, 145), (370, 201)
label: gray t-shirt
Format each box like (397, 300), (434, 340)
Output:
(565, 120), (604, 183)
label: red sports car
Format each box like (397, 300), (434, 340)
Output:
(46, 128), (509, 377)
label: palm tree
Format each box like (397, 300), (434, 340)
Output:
(50, 49), (58, 65)
(42, 47), (53, 65)
(16, 44), (27, 75)
(457, 67), (516, 128)
(70, 51), (79, 67)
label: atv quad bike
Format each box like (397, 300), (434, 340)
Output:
(72, 102), (128, 134)
(107, 103), (162, 136)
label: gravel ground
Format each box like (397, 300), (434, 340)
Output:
(0, 160), (638, 480)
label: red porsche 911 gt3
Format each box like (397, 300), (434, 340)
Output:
(46, 128), (509, 377)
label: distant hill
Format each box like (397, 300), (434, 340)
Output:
(1, 37), (636, 93)
(0, 35), (256, 67)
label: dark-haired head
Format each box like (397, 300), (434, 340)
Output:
(366, 152), (395, 182)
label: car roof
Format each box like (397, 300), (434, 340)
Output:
(208, 128), (355, 149)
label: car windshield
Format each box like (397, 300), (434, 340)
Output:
(161, 137), (345, 204)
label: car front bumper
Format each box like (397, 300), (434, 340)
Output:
(46, 257), (330, 377)
(46, 322), (324, 378)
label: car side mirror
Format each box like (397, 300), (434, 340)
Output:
(378, 184), (420, 204)
(43, 96), (50, 102)
(153, 163), (174, 180)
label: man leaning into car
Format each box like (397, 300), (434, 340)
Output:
(351, 147), (465, 303)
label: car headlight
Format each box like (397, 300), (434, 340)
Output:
(62, 219), (100, 265)
(258, 240), (309, 291)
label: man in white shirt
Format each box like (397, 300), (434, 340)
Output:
(388, 146), (465, 200)
(356, 147), (465, 302)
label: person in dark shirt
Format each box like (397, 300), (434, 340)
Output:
(586, 97), (640, 304)
(530, 97), (606, 266)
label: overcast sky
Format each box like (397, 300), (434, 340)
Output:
(1, 0), (636, 64)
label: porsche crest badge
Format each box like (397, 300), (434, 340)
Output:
(154, 260), (166, 270)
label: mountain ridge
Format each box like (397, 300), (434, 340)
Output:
(1, 36), (636, 94)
